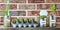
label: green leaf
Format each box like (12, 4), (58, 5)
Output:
(39, 15), (46, 18)
(50, 5), (57, 12)
(17, 19), (22, 23)
(28, 20), (32, 23)
(4, 9), (9, 15)
(3, 4), (11, 15)
(24, 20), (27, 23)
(13, 20), (16, 24)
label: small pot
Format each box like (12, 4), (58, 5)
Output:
(12, 24), (17, 28)
(28, 24), (32, 27)
(18, 24), (22, 28)
(23, 24), (27, 27)
(33, 24), (38, 28)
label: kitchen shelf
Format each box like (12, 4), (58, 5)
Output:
(0, 3), (60, 5)
(0, 16), (38, 17)
(0, 9), (60, 11)
(0, 3), (36, 5)
(10, 16), (39, 17)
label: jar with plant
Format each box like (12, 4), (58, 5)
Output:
(23, 18), (27, 27)
(40, 10), (48, 27)
(33, 19), (37, 24)
(39, 15), (47, 27)
(3, 4), (11, 27)
(28, 18), (33, 27)
(32, 19), (38, 28)
(17, 19), (23, 28)
(12, 20), (17, 28)
(50, 5), (57, 27)
(23, 18), (27, 24)
(28, 19), (32, 24)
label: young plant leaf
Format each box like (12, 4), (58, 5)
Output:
(50, 5), (56, 12)
(3, 4), (11, 15)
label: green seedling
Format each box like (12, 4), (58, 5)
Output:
(3, 4), (11, 15)
(13, 20), (17, 24)
(50, 5), (57, 12)
(39, 15), (46, 19)
(17, 19), (22, 23)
